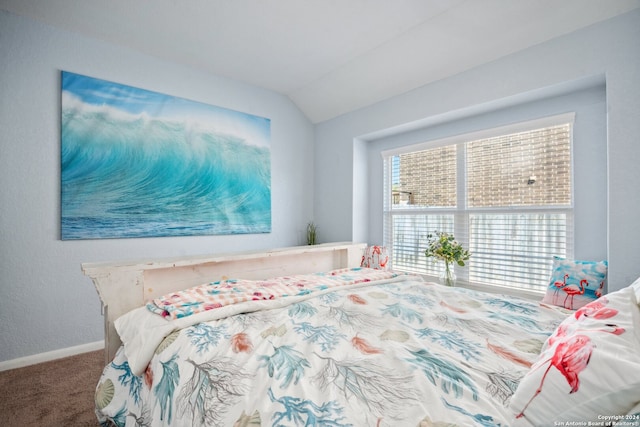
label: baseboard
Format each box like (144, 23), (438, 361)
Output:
(0, 340), (105, 372)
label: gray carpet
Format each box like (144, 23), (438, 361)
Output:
(0, 350), (104, 426)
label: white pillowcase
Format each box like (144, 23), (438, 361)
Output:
(509, 278), (640, 426)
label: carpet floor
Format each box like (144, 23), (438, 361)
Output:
(0, 350), (104, 426)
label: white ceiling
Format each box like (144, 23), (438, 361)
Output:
(3, 0), (640, 123)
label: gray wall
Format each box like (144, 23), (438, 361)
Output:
(315, 10), (640, 293)
(0, 11), (315, 362)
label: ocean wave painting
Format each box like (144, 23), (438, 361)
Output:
(61, 71), (271, 240)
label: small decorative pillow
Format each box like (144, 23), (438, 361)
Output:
(361, 245), (389, 270)
(510, 283), (640, 426)
(541, 256), (607, 310)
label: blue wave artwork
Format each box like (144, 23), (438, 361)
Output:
(61, 71), (271, 239)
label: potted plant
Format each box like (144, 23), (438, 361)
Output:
(306, 222), (317, 245)
(424, 231), (470, 286)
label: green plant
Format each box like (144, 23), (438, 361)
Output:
(424, 231), (470, 266)
(306, 222), (317, 245)
(424, 232), (470, 286)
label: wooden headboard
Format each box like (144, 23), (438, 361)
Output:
(82, 242), (367, 363)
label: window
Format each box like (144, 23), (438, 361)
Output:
(383, 114), (574, 293)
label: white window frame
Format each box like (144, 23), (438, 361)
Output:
(382, 113), (575, 295)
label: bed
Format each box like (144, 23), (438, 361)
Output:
(83, 242), (640, 427)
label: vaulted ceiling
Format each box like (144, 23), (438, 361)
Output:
(3, 0), (639, 123)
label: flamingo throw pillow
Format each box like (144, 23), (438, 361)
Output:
(541, 257), (608, 310)
(509, 279), (640, 426)
(360, 245), (389, 270)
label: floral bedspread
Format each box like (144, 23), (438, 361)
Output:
(147, 268), (403, 319)
(95, 269), (567, 427)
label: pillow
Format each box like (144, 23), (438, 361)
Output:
(631, 276), (640, 306)
(510, 283), (640, 426)
(360, 245), (389, 270)
(541, 256), (608, 310)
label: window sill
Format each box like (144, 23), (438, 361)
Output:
(418, 274), (545, 302)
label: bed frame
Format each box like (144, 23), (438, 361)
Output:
(82, 242), (367, 363)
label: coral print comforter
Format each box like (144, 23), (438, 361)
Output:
(95, 268), (567, 427)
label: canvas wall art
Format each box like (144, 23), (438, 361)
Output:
(61, 71), (271, 240)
